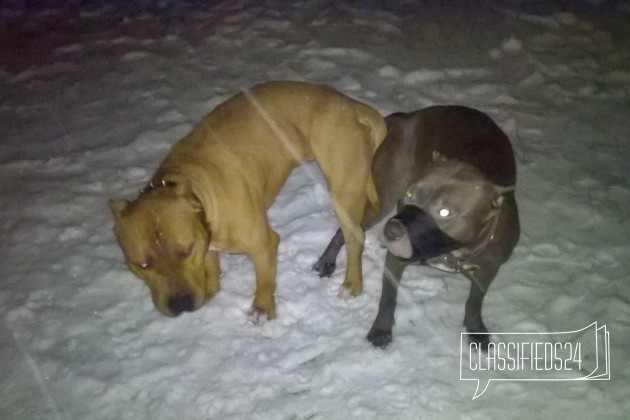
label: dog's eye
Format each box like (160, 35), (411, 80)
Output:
(135, 260), (152, 270)
(177, 244), (194, 260)
(438, 208), (451, 217)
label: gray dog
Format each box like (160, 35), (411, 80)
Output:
(314, 105), (520, 349)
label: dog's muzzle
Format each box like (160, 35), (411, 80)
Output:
(384, 205), (462, 262)
(167, 291), (195, 316)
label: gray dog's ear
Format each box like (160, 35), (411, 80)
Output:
(109, 198), (130, 220)
(492, 185), (515, 208)
(432, 151), (448, 163)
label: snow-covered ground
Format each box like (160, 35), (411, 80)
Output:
(1, 1), (629, 418)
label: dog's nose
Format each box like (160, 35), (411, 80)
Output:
(168, 292), (194, 316)
(384, 219), (406, 241)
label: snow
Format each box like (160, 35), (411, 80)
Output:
(1, 1), (629, 418)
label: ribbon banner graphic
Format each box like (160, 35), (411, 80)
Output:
(460, 322), (610, 399)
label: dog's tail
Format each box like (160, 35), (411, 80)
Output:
(365, 173), (380, 212)
(355, 105), (387, 212)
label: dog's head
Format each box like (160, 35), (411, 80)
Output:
(383, 154), (514, 262)
(110, 181), (216, 317)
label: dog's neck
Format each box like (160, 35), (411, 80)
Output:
(139, 174), (212, 236)
(456, 207), (502, 261)
(424, 198), (505, 284)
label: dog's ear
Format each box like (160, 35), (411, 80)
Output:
(161, 174), (204, 213)
(109, 198), (130, 220)
(432, 151), (448, 163)
(172, 181), (192, 198)
(186, 193), (204, 213)
(492, 185), (515, 208)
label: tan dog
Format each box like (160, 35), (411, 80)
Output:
(110, 81), (386, 320)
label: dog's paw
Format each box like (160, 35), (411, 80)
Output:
(337, 286), (362, 301)
(366, 329), (393, 349)
(247, 304), (276, 325)
(340, 279), (362, 297)
(247, 307), (271, 325)
(313, 258), (336, 278)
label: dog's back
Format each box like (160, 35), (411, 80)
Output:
(385, 106), (516, 187)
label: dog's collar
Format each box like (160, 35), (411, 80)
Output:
(425, 191), (509, 292)
(139, 178), (178, 195)
(462, 207), (501, 260)
(427, 212), (499, 267)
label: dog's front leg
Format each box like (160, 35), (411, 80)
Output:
(247, 228), (280, 322)
(313, 228), (344, 278)
(461, 260), (498, 351)
(367, 252), (407, 348)
(204, 250), (221, 299)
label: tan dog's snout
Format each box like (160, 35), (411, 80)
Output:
(165, 290), (195, 316)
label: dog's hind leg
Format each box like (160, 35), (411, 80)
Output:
(318, 161), (371, 296)
(336, 205), (366, 296)
(313, 190), (385, 278)
(310, 115), (379, 296)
